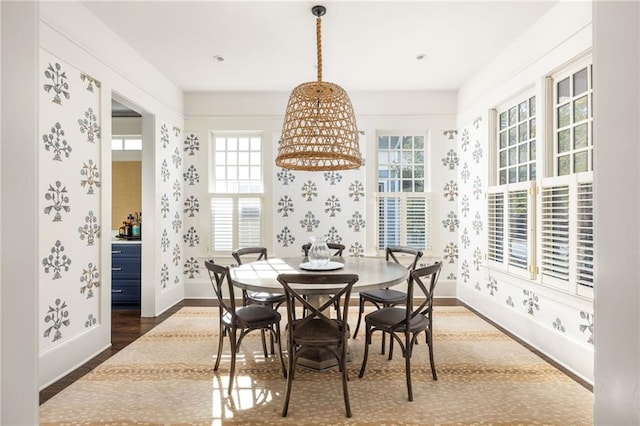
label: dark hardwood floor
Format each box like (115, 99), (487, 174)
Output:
(39, 300), (214, 404)
(39, 297), (590, 405)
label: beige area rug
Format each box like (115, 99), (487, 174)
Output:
(40, 306), (593, 425)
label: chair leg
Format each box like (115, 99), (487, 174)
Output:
(341, 339), (352, 418)
(274, 323), (287, 379)
(388, 332), (394, 360)
(260, 329), (268, 358)
(427, 330), (438, 380)
(281, 344), (295, 417)
(358, 324), (371, 378)
(352, 296), (365, 338)
(228, 328), (237, 395)
(214, 326), (225, 371)
(381, 329), (386, 355)
(405, 334), (413, 402)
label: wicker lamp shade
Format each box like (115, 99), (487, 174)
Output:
(276, 5), (361, 171)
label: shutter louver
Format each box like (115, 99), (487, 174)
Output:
(488, 192), (505, 263)
(508, 190), (529, 269)
(211, 198), (233, 251)
(576, 182), (594, 288)
(378, 196), (401, 249)
(406, 196), (428, 250)
(238, 197), (261, 248)
(541, 185), (570, 281)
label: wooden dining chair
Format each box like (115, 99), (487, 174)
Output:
(232, 247), (286, 355)
(300, 242), (346, 319)
(352, 246), (423, 356)
(277, 272), (359, 418)
(358, 262), (442, 401)
(205, 260), (286, 395)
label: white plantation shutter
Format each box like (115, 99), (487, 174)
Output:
(378, 196), (401, 248)
(508, 189), (529, 270)
(376, 193), (431, 253)
(487, 192), (504, 263)
(486, 182), (533, 278)
(576, 181), (594, 294)
(238, 197), (261, 248)
(407, 196), (430, 250)
(541, 184), (569, 284)
(211, 197), (233, 251)
(539, 173), (593, 294)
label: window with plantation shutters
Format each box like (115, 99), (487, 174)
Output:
(375, 133), (431, 254)
(486, 56), (595, 299)
(209, 133), (263, 253)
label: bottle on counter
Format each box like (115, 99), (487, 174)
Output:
(124, 221), (131, 236)
(132, 211), (141, 237)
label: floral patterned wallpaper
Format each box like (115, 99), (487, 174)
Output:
(158, 122), (184, 293)
(39, 50), (102, 350)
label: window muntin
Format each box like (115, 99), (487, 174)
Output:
(213, 135), (262, 193)
(497, 95), (537, 184)
(554, 65), (593, 176)
(376, 133), (430, 253)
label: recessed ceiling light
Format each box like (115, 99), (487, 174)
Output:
(213, 55), (225, 62)
(416, 53), (427, 60)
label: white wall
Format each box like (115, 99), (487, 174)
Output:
(456, 1), (594, 382)
(183, 90), (458, 299)
(1, 3), (40, 423)
(593, 2), (640, 424)
(36, 0), (184, 388)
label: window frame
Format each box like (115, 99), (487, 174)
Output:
(486, 54), (594, 300)
(208, 131), (265, 255)
(374, 132), (432, 256)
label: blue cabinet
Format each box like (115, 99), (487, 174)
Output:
(112, 243), (141, 308)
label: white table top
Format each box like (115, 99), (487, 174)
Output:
(230, 257), (408, 295)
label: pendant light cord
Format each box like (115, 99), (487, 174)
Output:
(316, 15), (323, 82)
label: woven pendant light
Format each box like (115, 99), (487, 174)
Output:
(276, 5), (361, 171)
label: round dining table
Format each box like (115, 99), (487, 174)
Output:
(230, 256), (409, 295)
(230, 256), (408, 370)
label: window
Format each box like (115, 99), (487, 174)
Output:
(376, 134), (431, 253)
(488, 56), (594, 298)
(488, 92), (537, 279)
(111, 136), (142, 150)
(210, 134), (263, 252)
(553, 64), (593, 176)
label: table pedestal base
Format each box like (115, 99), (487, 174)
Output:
(296, 346), (352, 371)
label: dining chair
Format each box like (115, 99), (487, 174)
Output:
(277, 272), (359, 418)
(301, 242), (346, 257)
(232, 246), (286, 355)
(301, 242), (346, 320)
(352, 246), (423, 356)
(204, 259), (286, 395)
(358, 261), (442, 401)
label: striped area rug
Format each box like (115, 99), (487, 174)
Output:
(40, 306), (593, 425)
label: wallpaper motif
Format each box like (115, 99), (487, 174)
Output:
(182, 133), (204, 279)
(39, 51), (101, 349)
(158, 121), (184, 293)
(273, 136), (366, 257)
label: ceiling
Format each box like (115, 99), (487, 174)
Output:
(82, 1), (557, 92)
